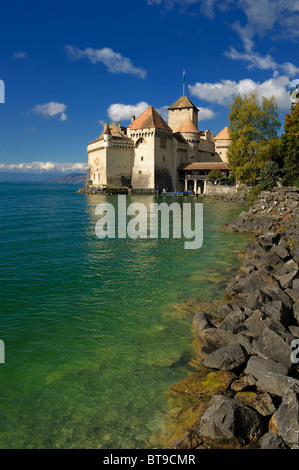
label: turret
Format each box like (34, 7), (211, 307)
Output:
(104, 124), (111, 147)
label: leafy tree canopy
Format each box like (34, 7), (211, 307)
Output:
(228, 93), (281, 183)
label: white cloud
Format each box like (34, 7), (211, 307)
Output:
(197, 106), (216, 120)
(32, 102), (67, 121)
(13, 51), (28, 60)
(225, 38), (299, 77)
(66, 45), (147, 79)
(189, 75), (292, 110)
(147, 0), (299, 38)
(0, 162), (87, 173)
(107, 101), (149, 121)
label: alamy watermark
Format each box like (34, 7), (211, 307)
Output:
(0, 79), (5, 103)
(95, 195), (203, 249)
(291, 339), (299, 364)
(0, 339), (4, 364)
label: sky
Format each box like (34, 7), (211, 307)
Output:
(0, 0), (298, 174)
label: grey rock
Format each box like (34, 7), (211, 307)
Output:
(192, 312), (214, 335)
(256, 251), (285, 273)
(202, 343), (247, 372)
(262, 300), (292, 327)
(279, 259), (298, 276)
(255, 372), (299, 397)
(269, 245), (290, 261)
(244, 290), (269, 310)
(279, 271), (298, 289)
(245, 355), (288, 377)
(248, 393), (276, 417)
(243, 310), (271, 336)
(258, 432), (288, 449)
(198, 328), (235, 355)
(256, 323), (294, 369)
(231, 375), (256, 392)
(218, 309), (247, 334)
(289, 325), (299, 337)
(261, 285), (293, 310)
(273, 383), (299, 448)
(293, 248), (299, 264)
(197, 395), (264, 445)
(294, 301), (299, 324)
(234, 331), (257, 355)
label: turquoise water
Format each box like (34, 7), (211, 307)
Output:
(0, 184), (250, 449)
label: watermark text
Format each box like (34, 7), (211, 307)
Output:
(0, 79), (5, 103)
(0, 339), (5, 364)
(95, 196), (203, 249)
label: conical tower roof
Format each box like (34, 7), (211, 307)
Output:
(173, 118), (200, 134)
(128, 106), (172, 131)
(168, 95), (198, 110)
(215, 126), (230, 140)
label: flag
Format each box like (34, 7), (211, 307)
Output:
(183, 70), (185, 84)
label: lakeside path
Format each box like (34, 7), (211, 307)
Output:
(156, 187), (299, 450)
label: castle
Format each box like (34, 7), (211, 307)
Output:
(86, 95), (231, 194)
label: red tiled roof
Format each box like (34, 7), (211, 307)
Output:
(88, 122), (132, 145)
(128, 106), (172, 131)
(174, 118), (200, 134)
(214, 126), (230, 140)
(179, 162), (230, 171)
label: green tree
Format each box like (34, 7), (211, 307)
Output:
(206, 169), (222, 181)
(280, 102), (299, 185)
(259, 161), (280, 191)
(228, 93), (281, 183)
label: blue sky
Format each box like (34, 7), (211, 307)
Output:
(0, 0), (298, 173)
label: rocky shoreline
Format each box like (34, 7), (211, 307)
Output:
(162, 187), (299, 450)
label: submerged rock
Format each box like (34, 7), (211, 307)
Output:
(169, 370), (236, 399)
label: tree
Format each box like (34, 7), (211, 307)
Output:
(206, 169), (222, 181)
(280, 102), (299, 185)
(259, 161), (280, 191)
(227, 93), (281, 183)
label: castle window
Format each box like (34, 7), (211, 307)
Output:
(163, 156), (165, 162)
(139, 171), (142, 174)
(141, 156), (143, 161)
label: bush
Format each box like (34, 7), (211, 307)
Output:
(247, 184), (263, 202)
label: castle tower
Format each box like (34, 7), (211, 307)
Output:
(103, 124), (111, 147)
(214, 126), (231, 164)
(168, 96), (199, 131)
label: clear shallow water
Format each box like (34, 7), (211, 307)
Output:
(0, 183), (250, 448)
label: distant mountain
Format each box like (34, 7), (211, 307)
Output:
(41, 173), (87, 184)
(0, 172), (86, 183)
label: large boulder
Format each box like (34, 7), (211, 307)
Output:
(197, 395), (264, 446)
(244, 355), (288, 378)
(256, 322), (294, 369)
(270, 383), (299, 448)
(258, 432), (288, 449)
(202, 344), (247, 372)
(255, 372), (299, 397)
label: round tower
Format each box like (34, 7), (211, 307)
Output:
(104, 124), (111, 147)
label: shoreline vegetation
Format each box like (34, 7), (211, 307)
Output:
(153, 186), (299, 450)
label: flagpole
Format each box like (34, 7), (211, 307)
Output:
(183, 70), (185, 96)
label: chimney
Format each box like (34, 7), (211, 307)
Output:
(131, 115), (135, 123)
(118, 121), (121, 129)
